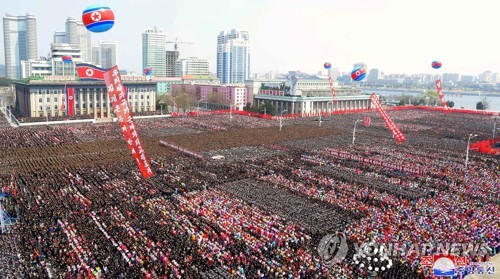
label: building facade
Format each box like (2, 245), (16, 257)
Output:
(175, 57), (209, 77)
(165, 50), (179, 77)
(217, 29), (251, 84)
(252, 75), (371, 115)
(53, 31), (66, 44)
(65, 17), (91, 62)
(14, 79), (157, 118)
(3, 13), (38, 79)
(171, 84), (246, 111)
(154, 77), (183, 95)
(142, 26), (167, 77)
(91, 45), (100, 65)
(20, 43), (87, 78)
(20, 59), (52, 78)
(99, 41), (118, 69)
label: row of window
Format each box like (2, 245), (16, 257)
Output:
(38, 95), (151, 103)
(37, 102), (152, 111)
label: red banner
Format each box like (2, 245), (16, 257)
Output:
(364, 117), (371, 127)
(435, 79), (450, 114)
(66, 87), (75, 116)
(327, 76), (337, 103)
(370, 93), (406, 142)
(104, 66), (154, 179)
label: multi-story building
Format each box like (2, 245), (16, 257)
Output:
(252, 74), (370, 115)
(53, 31), (66, 44)
(20, 43), (87, 78)
(3, 13), (38, 79)
(171, 83), (246, 111)
(165, 50), (179, 77)
(154, 77), (183, 95)
(460, 75), (476, 83)
(245, 79), (285, 106)
(91, 45), (100, 65)
(368, 68), (382, 82)
(480, 71), (493, 83)
(99, 41), (118, 69)
(175, 57), (209, 77)
(442, 73), (460, 83)
(217, 29), (251, 84)
(65, 17), (91, 62)
(21, 59), (52, 78)
(50, 43), (83, 76)
(14, 78), (156, 118)
(142, 26), (167, 77)
(181, 75), (220, 85)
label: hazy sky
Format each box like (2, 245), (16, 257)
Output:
(2, 0), (500, 75)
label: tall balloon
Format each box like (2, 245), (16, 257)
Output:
(82, 5), (115, 33)
(351, 66), (366, 82)
(324, 62), (332, 70)
(431, 61), (442, 69)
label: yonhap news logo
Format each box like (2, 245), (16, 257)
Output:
(317, 234), (349, 266)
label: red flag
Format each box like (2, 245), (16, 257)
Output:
(328, 76), (337, 103)
(370, 94), (406, 142)
(104, 66), (154, 179)
(364, 117), (371, 127)
(76, 63), (107, 81)
(435, 79), (451, 114)
(66, 87), (75, 116)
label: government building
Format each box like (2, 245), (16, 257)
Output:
(251, 75), (372, 115)
(14, 77), (156, 118)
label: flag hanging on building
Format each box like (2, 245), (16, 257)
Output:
(76, 63), (107, 81)
(66, 87), (75, 116)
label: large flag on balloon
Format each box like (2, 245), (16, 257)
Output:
(76, 63), (107, 81)
(104, 66), (154, 179)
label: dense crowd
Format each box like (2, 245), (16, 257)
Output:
(0, 110), (498, 279)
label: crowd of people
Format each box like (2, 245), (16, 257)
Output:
(0, 110), (497, 278)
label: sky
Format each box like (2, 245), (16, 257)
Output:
(1, 0), (500, 76)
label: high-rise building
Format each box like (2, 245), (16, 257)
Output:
(99, 41), (118, 69)
(166, 50), (179, 77)
(175, 57), (209, 77)
(442, 73), (460, 83)
(53, 31), (66, 44)
(368, 68), (381, 82)
(3, 13), (38, 79)
(50, 43), (83, 76)
(91, 45), (100, 65)
(142, 26), (167, 77)
(480, 71), (493, 83)
(217, 29), (251, 84)
(65, 17), (91, 62)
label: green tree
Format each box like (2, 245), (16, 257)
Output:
(476, 101), (484, 110)
(0, 77), (14, 87)
(481, 98), (489, 110)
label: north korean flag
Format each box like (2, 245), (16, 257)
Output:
(66, 87), (75, 116)
(76, 63), (107, 81)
